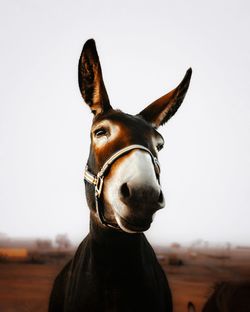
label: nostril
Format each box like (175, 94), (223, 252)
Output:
(120, 183), (130, 199)
(158, 190), (164, 204)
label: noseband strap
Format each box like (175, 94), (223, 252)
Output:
(84, 144), (161, 228)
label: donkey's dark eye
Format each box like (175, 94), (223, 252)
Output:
(94, 128), (107, 137)
(156, 143), (164, 151)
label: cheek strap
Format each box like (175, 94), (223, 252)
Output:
(84, 144), (161, 228)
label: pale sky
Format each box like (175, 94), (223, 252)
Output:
(1, 0), (250, 246)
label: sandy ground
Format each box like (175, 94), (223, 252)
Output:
(0, 248), (249, 312)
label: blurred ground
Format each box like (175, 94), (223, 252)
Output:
(0, 247), (250, 312)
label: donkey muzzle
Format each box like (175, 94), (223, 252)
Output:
(120, 182), (165, 213)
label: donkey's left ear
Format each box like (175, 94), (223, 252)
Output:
(139, 68), (192, 128)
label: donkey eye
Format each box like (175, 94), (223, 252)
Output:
(156, 143), (164, 151)
(94, 128), (107, 137)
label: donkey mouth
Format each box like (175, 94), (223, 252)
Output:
(116, 213), (152, 233)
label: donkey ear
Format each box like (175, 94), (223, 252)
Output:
(78, 39), (112, 115)
(139, 68), (192, 128)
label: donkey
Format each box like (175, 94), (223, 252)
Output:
(187, 281), (250, 312)
(49, 39), (192, 312)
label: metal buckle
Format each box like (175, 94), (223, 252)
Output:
(153, 157), (161, 175)
(95, 176), (104, 198)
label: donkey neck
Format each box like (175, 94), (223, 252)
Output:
(89, 215), (147, 249)
(88, 215), (153, 270)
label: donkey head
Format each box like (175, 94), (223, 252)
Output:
(79, 39), (192, 233)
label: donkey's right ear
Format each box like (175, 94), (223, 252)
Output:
(78, 39), (112, 115)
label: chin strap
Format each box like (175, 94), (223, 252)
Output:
(84, 144), (161, 228)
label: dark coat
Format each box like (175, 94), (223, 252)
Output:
(49, 221), (172, 312)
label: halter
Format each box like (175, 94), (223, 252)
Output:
(84, 144), (161, 229)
